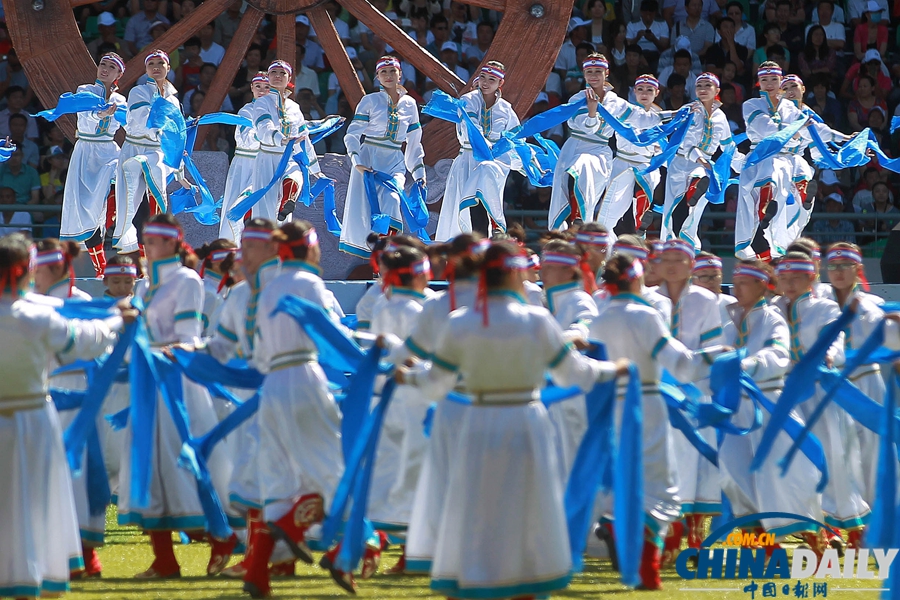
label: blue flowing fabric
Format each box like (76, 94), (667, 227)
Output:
(614, 364), (643, 588)
(271, 295), (369, 374)
(362, 170), (430, 241)
(660, 383), (718, 465)
(422, 90), (492, 162)
(338, 345), (385, 460)
(147, 96), (187, 169)
(170, 349), (265, 389)
(866, 372), (898, 550)
(749, 303), (856, 475)
(152, 354), (232, 540)
(708, 351), (763, 436)
(594, 102), (692, 148)
(32, 91), (126, 124)
(706, 142), (738, 205)
(0, 140), (13, 162)
(179, 158), (221, 225)
(639, 113), (694, 176)
(227, 138), (299, 220)
(514, 98), (586, 140)
(180, 392), (260, 480)
(891, 115), (900, 134)
(742, 117), (810, 170)
(55, 297), (119, 320)
(498, 132), (557, 187)
(128, 315), (159, 509)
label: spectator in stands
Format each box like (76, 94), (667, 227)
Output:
(611, 44), (643, 93)
(186, 89), (205, 118)
(124, 0), (169, 55)
(771, 0), (805, 54)
(720, 61), (745, 102)
(763, 0), (807, 25)
(659, 49), (696, 97)
(198, 22), (225, 66)
(293, 44), (320, 98)
(808, 0), (845, 51)
(849, 0), (888, 27)
(564, 42), (595, 96)
(39, 190), (62, 239)
(669, 0), (714, 58)
(8, 114), (38, 170)
(426, 15), (451, 58)
(587, 0), (615, 49)
(464, 22), (495, 73)
(720, 83), (744, 130)
(626, 0), (669, 70)
(718, 2), (757, 50)
(852, 166), (882, 211)
(214, 0), (243, 48)
(324, 47), (371, 114)
(853, 2), (888, 62)
(0, 24), (12, 60)
(555, 18), (591, 76)
(88, 12), (133, 62)
(859, 180), (899, 236)
(310, 1), (351, 45)
(842, 49), (892, 101)
(704, 17), (749, 81)
(0, 148), (39, 206)
(752, 23), (790, 71)
(662, 0), (716, 26)
(183, 63), (234, 114)
(295, 15), (325, 73)
(806, 75), (843, 127)
(0, 185), (31, 235)
(798, 25), (837, 83)
(39, 146), (67, 205)
(847, 74), (887, 131)
(869, 106), (887, 148)
(0, 50), (32, 109)
(609, 22), (628, 66)
(766, 44), (789, 73)
(448, 1), (478, 47)
(177, 37), (203, 93)
(0, 88), (37, 141)
(408, 6), (434, 48)
(814, 193), (857, 243)
(663, 73), (690, 109)
(230, 44), (264, 107)
(400, 0), (441, 18)
(440, 41), (469, 82)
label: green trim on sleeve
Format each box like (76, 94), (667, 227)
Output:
(174, 311), (202, 322)
(650, 337), (669, 359)
(548, 342), (573, 369)
(431, 353), (459, 372)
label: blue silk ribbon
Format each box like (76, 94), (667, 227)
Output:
(362, 170), (430, 241)
(514, 98), (587, 141)
(865, 371), (899, 550)
(422, 90), (493, 162)
(33, 90), (127, 125)
(742, 117), (810, 171)
(639, 113), (694, 176)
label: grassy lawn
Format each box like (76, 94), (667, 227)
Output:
(65, 509), (891, 599)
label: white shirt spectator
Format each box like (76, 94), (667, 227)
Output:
(0, 209), (31, 234)
(124, 12), (169, 51)
(301, 39), (325, 70)
(670, 19), (715, 56)
(805, 21), (846, 45)
(426, 61), (467, 84)
(554, 40), (578, 72)
(848, 0), (888, 20)
(811, 4), (846, 22)
(0, 110), (37, 140)
(658, 65), (697, 96)
(715, 22), (758, 49)
(545, 72), (563, 97)
(295, 64), (321, 96)
(664, 0), (719, 23)
(311, 18), (351, 43)
(199, 42), (226, 66)
(626, 18), (670, 53)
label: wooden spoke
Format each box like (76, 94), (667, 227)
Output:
(119, 0), (231, 90)
(194, 7), (264, 150)
(275, 13), (296, 61)
(340, 0), (466, 96)
(456, 0), (506, 11)
(307, 6), (364, 108)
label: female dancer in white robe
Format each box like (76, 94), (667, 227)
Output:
(219, 72), (269, 241)
(117, 214), (238, 579)
(435, 62), (520, 240)
(398, 241), (628, 600)
(588, 252), (723, 589)
(403, 234), (486, 575)
(250, 61), (319, 224)
(60, 53), (126, 277)
(240, 221), (344, 598)
(32, 240), (105, 577)
(540, 239), (598, 485)
(113, 50), (185, 256)
(720, 260), (822, 549)
(662, 72), (740, 250)
(772, 254), (868, 555)
(825, 243), (891, 540)
(196, 239), (238, 337)
(340, 56), (426, 258)
(0, 233), (129, 599)
(691, 252), (737, 324)
(597, 74), (664, 241)
(779, 75), (851, 243)
(734, 63), (809, 260)
(656, 240), (725, 553)
(549, 54), (652, 230)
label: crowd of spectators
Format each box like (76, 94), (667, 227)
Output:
(0, 0), (896, 251)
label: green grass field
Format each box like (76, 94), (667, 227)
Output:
(64, 510), (890, 599)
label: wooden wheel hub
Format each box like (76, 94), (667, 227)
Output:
(4, 0), (574, 164)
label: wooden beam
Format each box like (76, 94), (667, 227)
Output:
(3, 0), (97, 141)
(275, 13), (296, 62)
(456, 0), (507, 11)
(194, 7), (264, 150)
(119, 0), (230, 90)
(340, 0), (466, 97)
(306, 6), (364, 109)
(70, 0), (102, 6)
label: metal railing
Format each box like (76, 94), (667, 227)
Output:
(0, 205), (63, 234)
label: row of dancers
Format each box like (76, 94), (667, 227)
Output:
(5, 212), (900, 599)
(56, 48), (857, 280)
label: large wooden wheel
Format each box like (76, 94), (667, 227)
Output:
(4, 0), (573, 164)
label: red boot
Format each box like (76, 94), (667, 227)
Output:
(319, 543), (357, 594)
(847, 529), (864, 549)
(685, 514), (707, 549)
(243, 520), (275, 599)
(799, 530), (826, 560)
(683, 175), (710, 207)
(208, 532), (239, 576)
(83, 544), (103, 578)
(135, 531), (180, 578)
(266, 493), (322, 564)
(269, 560), (296, 578)
(634, 189), (651, 230)
(361, 531), (390, 579)
(277, 178), (301, 221)
(87, 244), (107, 278)
(105, 186), (117, 231)
(661, 521), (684, 567)
(221, 509), (263, 579)
(638, 536), (663, 590)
